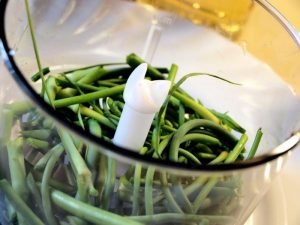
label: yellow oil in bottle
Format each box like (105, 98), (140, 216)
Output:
(135, 0), (254, 37)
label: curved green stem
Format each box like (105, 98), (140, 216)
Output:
(180, 133), (221, 146)
(7, 138), (28, 200)
(126, 53), (165, 80)
(95, 155), (107, 205)
(26, 173), (45, 220)
(0, 179), (44, 225)
(173, 91), (219, 123)
(31, 67), (50, 82)
(132, 164), (142, 215)
(57, 129), (98, 202)
(160, 172), (183, 213)
(86, 119), (102, 174)
(51, 189), (144, 225)
(208, 151), (229, 164)
(0, 108), (14, 145)
(178, 148), (201, 165)
(184, 176), (208, 196)
(225, 133), (248, 163)
(145, 167), (155, 215)
(169, 119), (237, 162)
(21, 129), (52, 140)
(128, 213), (233, 224)
(170, 175), (193, 213)
(54, 84), (125, 108)
(247, 128), (263, 159)
(192, 177), (218, 213)
(41, 144), (64, 225)
(102, 157), (116, 210)
(25, 0), (53, 107)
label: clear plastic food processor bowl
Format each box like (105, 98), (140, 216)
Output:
(0, 0), (300, 225)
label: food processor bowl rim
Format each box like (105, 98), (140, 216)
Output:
(0, 0), (299, 173)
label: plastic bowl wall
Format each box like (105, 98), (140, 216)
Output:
(0, 0), (299, 225)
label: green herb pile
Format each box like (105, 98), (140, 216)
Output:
(0, 53), (263, 225)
